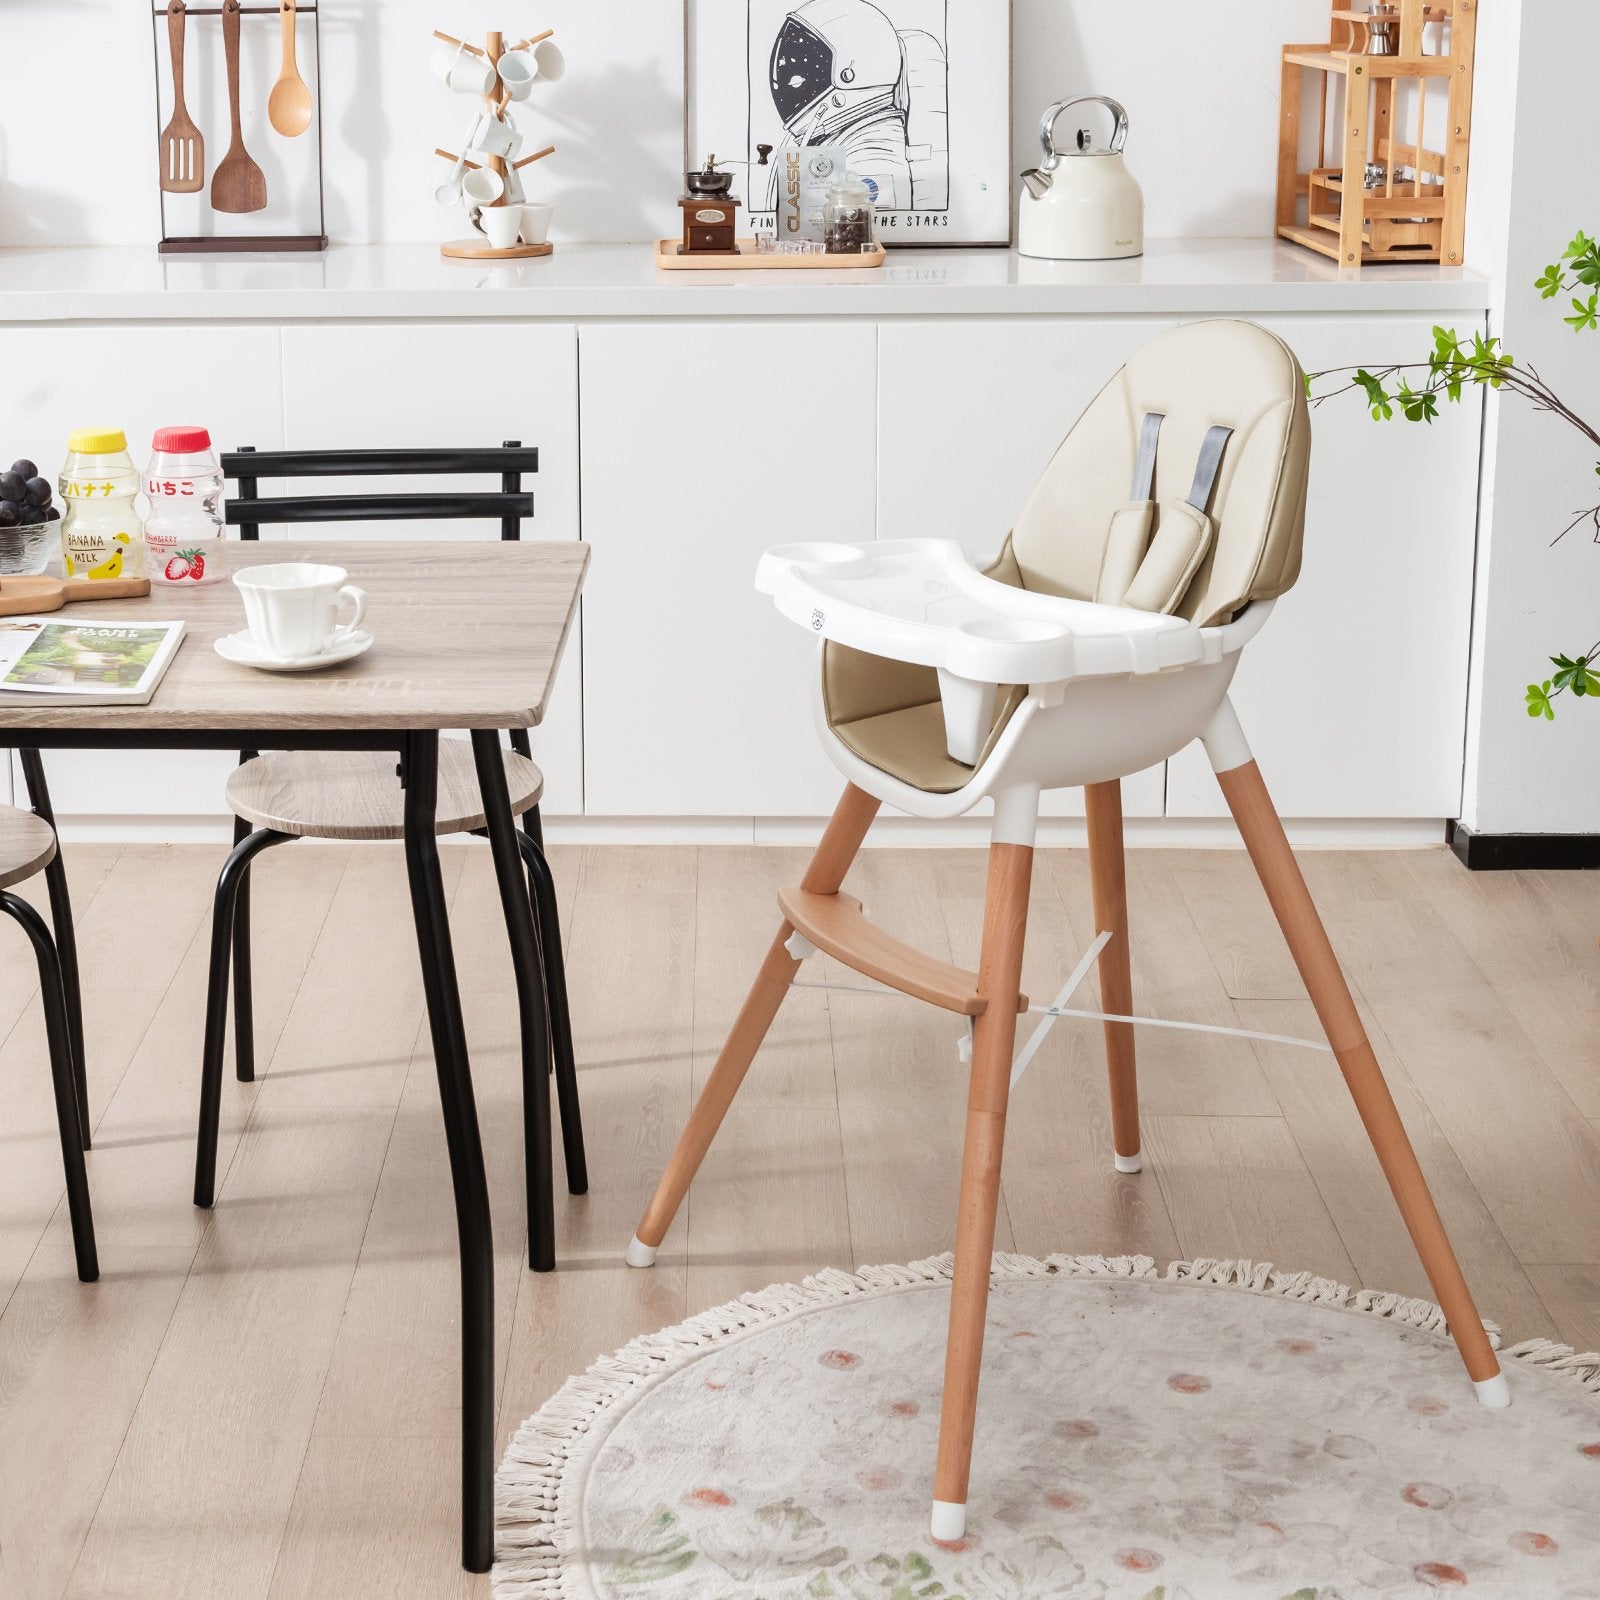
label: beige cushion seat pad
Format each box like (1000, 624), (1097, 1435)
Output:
(226, 739), (543, 841)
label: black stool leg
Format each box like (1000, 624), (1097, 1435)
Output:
(18, 750), (88, 1151)
(2, 890), (96, 1282)
(232, 752), (259, 1083)
(472, 733), (556, 1272)
(195, 827), (295, 1209)
(517, 831), (587, 1196)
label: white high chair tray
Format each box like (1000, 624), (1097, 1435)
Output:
(756, 539), (1205, 685)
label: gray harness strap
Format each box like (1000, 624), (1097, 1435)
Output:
(1131, 411), (1165, 500)
(1185, 424), (1234, 512)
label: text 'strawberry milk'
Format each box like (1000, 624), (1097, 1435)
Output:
(145, 425), (225, 586)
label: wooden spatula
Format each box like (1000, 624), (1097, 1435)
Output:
(158, 0), (204, 193)
(267, 0), (313, 138)
(211, 0), (268, 214)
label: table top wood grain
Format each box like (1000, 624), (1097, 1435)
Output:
(0, 540), (588, 731)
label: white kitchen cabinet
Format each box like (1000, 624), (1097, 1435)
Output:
(875, 319), (1175, 819)
(580, 322), (877, 817)
(5, 324), (286, 817)
(279, 323), (584, 813)
(1165, 315), (1481, 819)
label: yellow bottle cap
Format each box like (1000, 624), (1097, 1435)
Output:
(67, 428), (128, 454)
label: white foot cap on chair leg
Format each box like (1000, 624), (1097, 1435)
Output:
(1114, 1150), (1143, 1174)
(1474, 1372), (1511, 1409)
(930, 1500), (967, 1543)
(626, 1235), (658, 1269)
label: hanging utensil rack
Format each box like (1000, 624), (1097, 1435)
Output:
(149, 1), (328, 254)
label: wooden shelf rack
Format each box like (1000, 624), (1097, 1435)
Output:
(1277, 0), (1477, 267)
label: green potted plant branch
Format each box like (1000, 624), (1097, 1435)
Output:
(1308, 232), (1600, 718)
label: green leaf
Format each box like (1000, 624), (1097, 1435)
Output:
(1565, 293), (1599, 332)
(1527, 681), (1557, 720)
(1537, 263), (1566, 299)
(1564, 230), (1595, 261)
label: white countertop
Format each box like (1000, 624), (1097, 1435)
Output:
(0, 239), (1492, 321)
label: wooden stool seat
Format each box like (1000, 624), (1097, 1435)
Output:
(0, 807), (58, 888)
(225, 741), (543, 840)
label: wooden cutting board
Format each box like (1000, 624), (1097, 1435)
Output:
(0, 575), (152, 617)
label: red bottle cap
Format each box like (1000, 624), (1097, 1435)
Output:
(151, 425), (212, 453)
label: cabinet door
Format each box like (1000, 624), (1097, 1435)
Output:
(1165, 315), (1479, 819)
(280, 323), (584, 813)
(876, 319), (1175, 818)
(6, 323), (286, 818)
(581, 322), (877, 817)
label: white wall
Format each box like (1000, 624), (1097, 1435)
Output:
(1460, 0), (1600, 836)
(1, 1), (1327, 248)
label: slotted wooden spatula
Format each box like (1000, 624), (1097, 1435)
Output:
(158, 0), (204, 193)
(211, 0), (268, 213)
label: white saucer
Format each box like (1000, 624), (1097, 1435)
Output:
(215, 629), (374, 672)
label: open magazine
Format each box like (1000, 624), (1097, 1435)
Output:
(0, 617), (185, 706)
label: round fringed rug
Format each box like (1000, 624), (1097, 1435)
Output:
(495, 1255), (1600, 1599)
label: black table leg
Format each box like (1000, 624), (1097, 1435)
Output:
(232, 751), (259, 1082)
(473, 732), (557, 1274)
(18, 750), (88, 1150)
(404, 730), (495, 1575)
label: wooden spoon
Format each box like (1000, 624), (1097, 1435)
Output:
(211, 0), (268, 213)
(267, 0), (312, 138)
(158, 0), (204, 192)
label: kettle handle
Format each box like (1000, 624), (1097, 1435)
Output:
(1037, 95), (1129, 171)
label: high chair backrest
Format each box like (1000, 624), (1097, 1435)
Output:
(1005, 320), (1311, 627)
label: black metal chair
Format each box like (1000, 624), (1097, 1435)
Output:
(0, 800), (96, 1283)
(197, 442), (584, 1272)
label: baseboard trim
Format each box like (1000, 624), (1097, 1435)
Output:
(1447, 821), (1600, 871)
(48, 813), (1448, 850)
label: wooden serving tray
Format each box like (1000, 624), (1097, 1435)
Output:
(655, 238), (886, 270)
(0, 575), (152, 617)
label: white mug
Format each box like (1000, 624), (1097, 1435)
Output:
(496, 48), (538, 99)
(432, 40), (495, 96)
(235, 563), (368, 659)
(467, 111), (521, 160)
(532, 38), (565, 82)
(481, 205), (525, 249)
(519, 201), (553, 246)
(461, 165), (505, 205)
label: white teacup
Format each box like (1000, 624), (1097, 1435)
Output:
(481, 206), (525, 249)
(431, 40), (495, 95)
(468, 111), (521, 160)
(235, 563), (368, 660)
(519, 201), (553, 245)
(532, 38), (565, 82)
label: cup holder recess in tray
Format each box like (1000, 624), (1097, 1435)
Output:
(766, 541), (876, 579)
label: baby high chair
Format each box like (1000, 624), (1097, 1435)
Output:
(627, 320), (1507, 1542)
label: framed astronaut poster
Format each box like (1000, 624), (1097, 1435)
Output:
(687, 0), (1012, 246)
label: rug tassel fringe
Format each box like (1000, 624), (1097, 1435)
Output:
(491, 1251), (1600, 1596)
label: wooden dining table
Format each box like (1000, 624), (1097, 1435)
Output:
(0, 538), (589, 1573)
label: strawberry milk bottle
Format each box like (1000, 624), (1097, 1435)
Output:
(145, 425), (225, 586)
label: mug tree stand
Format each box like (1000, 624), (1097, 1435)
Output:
(438, 28), (555, 262)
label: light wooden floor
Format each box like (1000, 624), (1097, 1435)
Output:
(2, 839), (1599, 1598)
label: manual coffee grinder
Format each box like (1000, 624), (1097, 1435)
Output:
(677, 149), (771, 256)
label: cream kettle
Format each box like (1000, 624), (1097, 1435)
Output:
(1019, 95), (1144, 261)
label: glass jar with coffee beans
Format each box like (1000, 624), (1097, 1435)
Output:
(823, 174), (876, 255)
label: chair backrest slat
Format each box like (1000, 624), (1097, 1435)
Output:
(222, 443), (536, 543)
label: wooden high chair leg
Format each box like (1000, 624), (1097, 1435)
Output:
(628, 783), (881, 1266)
(1085, 780), (1141, 1171)
(1214, 751), (1508, 1407)
(931, 840), (1035, 1542)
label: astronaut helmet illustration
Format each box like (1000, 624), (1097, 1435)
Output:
(769, 0), (904, 142)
